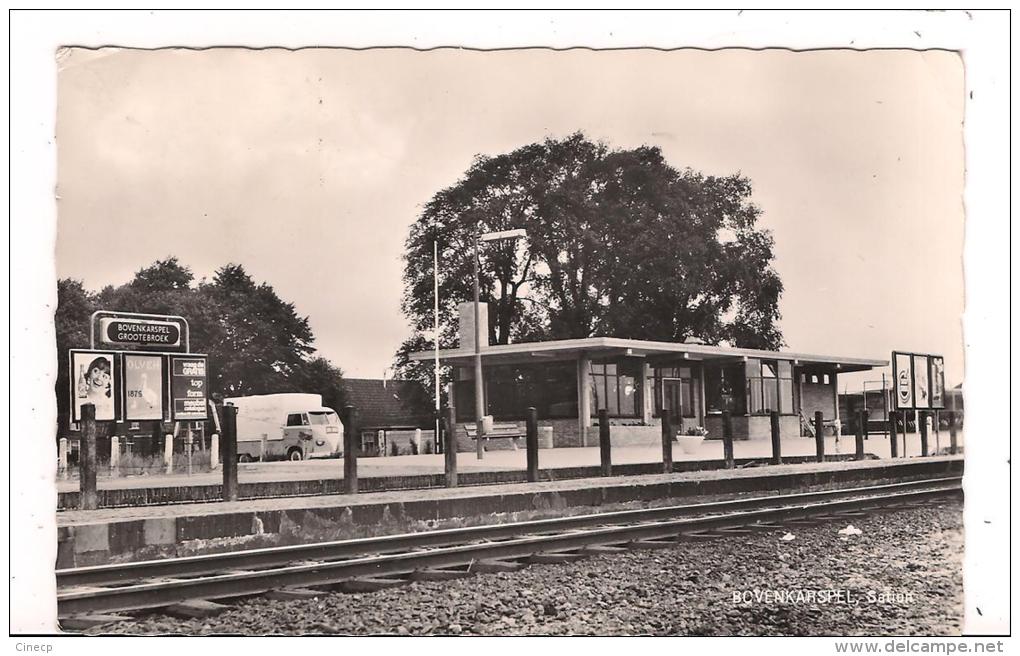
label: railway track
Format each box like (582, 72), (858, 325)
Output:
(57, 476), (962, 620)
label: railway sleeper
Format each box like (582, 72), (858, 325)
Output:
(528, 550), (587, 564)
(626, 539), (678, 550)
(59, 613), (135, 631)
(469, 558), (528, 573)
(334, 576), (411, 594)
(409, 566), (474, 582)
(164, 599), (231, 619)
(264, 587), (324, 601)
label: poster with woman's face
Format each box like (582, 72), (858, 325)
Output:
(894, 352), (913, 410)
(912, 354), (930, 409)
(70, 350), (118, 422)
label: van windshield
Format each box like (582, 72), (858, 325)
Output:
(308, 411), (339, 426)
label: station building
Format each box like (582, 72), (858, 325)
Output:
(409, 304), (886, 450)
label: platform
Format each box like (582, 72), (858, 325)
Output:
(56, 455), (963, 569)
(56, 434), (959, 508)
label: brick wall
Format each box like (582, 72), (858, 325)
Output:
(704, 414), (801, 440)
(802, 383), (836, 420)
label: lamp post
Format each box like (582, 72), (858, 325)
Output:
(474, 227), (527, 460)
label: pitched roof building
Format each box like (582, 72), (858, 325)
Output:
(342, 378), (433, 430)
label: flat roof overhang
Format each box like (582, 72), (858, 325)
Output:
(409, 336), (886, 373)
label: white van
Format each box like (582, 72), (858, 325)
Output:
(225, 393), (343, 462)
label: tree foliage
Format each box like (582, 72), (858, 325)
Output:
(397, 133), (784, 391)
(54, 257), (346, 435)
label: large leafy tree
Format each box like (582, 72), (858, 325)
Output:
(54, 258), (344, 436)
(397, 133), (784, 391)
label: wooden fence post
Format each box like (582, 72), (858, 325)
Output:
(855, 409), (866, 460)
(948, 411), (958, 455)
(813, 411), (825, 463)
(919, 411), (930, 456)
(526, 407), (539, 482)
(660, 408), (674, 474)
(444, 406), (458, 488)
(598, 409), (612, 477)
(79, 404), (98, 511)
(722, 410), (735, 469)
(342, 405), (359, 494)
(770, 410), (782, 465)
(889, 411), (899, 458)
(221, 405), (238, 502)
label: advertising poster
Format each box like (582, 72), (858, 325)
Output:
(123, 353), (166, 421)
(70, 350), (119, 422)
(171, 355), (208, 420)
(912, 354), (930, 409)
(893, 352), (913, 410)
(929, 356), (946, 409)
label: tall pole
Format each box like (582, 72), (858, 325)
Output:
(473, 226), (485, 460)
(434, 239), (441, 454)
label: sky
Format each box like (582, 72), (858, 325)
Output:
(55, 47), (966, 390)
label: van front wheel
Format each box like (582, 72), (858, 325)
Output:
(287, 447), (304, 462)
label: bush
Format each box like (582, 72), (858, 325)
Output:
(423, 440), (433, 454)
(390, 441), (399, 456)
(410, 439), (419, 455)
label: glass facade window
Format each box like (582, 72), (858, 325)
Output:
(706, 364), (745, 415)
(654, 366), (695, 418)
(455, 362), (578, 422)
(591, 360), (640, 418)
(746, 359), (796, 415)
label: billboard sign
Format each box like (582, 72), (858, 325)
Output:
(70, 350), (120, 422)
(929, 356), (946, 409)
(123, 353), (166, 421)
(170, 355), (208, 420)
(912, 354), (930, 409)
(893, 352), (914, 410)
(892, 351), (944, 411)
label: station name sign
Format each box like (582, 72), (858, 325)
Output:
(100, 317), (182, 348)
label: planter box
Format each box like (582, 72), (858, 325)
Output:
(675, 435), (705, 454)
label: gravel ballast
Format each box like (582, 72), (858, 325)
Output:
(79, 499), (963, 636)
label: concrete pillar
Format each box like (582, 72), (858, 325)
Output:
(378, 429), (387, 456)
(109, 435), (120, 477)
(164, 433), (173, 474)
(413, 428), (422, 454)
(210, 433), (220, 470)
(576, 354), (592, 447)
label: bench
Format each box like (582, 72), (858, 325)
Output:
(464, 422), (526, 450)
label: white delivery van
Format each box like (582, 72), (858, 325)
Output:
(225, 393), (343, 462)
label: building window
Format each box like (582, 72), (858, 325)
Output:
(653, 366), (696, 418)
(705, 364), (746, 415)
(746, 359), (796, 415)
(591, 360), (640, 418)
(454, 362), (578, 422)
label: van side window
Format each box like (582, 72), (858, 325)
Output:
(286, 413), (303, 427)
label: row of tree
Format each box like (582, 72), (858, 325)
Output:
(55, 259), (348, 436)
(395, 133), (785, 407)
